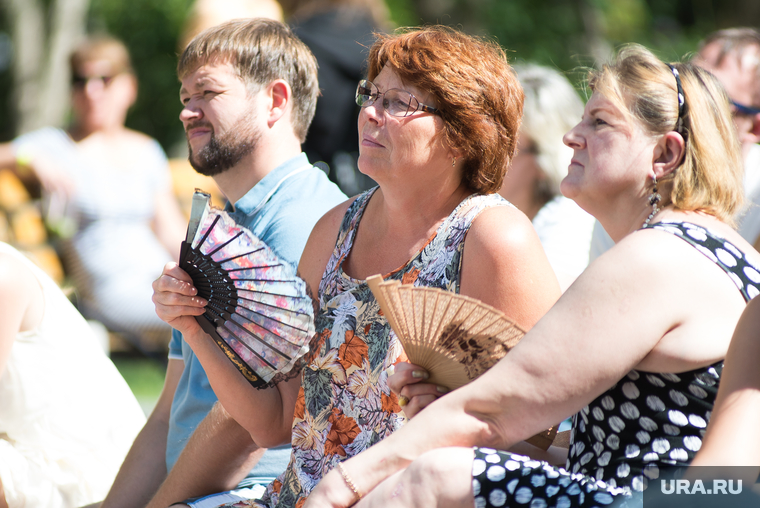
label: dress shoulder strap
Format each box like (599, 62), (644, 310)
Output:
(317, 187), (376, 298)
(643, 221), (760, 302)
(413, 193), (512, 293)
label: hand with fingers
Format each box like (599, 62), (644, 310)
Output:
(151, 261), (208, 337)
(387, 362), (449, 419)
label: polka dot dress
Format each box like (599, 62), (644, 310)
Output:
(473, 449), (637, 507)
(642, 221), (760, 301)
(472, 222), (759, 507)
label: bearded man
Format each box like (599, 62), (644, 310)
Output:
(97, 19), (345, 508)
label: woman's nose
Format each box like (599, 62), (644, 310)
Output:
(563, 122), (584, 149)
(362, 100), (385, 123)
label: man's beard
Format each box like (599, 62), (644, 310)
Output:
(187, 117), (261, 177)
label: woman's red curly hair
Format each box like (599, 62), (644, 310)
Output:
(367, 25), (524, 194)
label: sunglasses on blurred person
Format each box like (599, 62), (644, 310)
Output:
(355, 80), (440, 117)
(731, 99), (760, 118)
(71, 74), (118, 89)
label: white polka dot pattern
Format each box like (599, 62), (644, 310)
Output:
(567, 364), (722, 493)
(472, 448), (638, 507)
(469, 221), (757, 507)
(644, 221), (760, 301)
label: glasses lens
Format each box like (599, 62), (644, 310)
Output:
(356, 80), (376, 107)
(384, 89), (416, 117)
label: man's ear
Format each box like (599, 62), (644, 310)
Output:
(653, 130), (686, 179)
(267, 80), (291, 126)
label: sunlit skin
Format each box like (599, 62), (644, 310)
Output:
(178, 60), (294, 202)
(561, 93), (658, 239)
(179, 62), (254, 156)
(357, 65), (457, 189)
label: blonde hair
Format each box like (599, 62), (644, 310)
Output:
(590, 44), (743, 223)
(178, 18), (319, 142)
(70, 35), (133, 76)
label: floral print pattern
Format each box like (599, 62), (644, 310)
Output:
(257, 188), (509, 507)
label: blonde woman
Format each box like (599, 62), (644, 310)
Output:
(306, 44), (760, 508)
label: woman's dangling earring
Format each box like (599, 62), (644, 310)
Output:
(452, 157), (457, 167)
(643, 174), (661, 227)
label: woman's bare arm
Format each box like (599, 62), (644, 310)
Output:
(304, 226), (746, 507)
(0, 253), (41, 379)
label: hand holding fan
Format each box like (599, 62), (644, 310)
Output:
(178, 190), (316, 389)
(368, 275), (558, 450)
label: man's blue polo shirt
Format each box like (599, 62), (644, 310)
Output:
(167, 153), (346, 483)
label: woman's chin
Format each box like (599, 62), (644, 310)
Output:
(559, 178), (582, 201)
(357, 158), (388, 181)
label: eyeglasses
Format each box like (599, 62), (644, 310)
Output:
(731, 99), (760, 117)
(71, 74), (117, 89)
(355, 80), (440, 117)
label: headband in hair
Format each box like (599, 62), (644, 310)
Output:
(668, 64), (687, 140)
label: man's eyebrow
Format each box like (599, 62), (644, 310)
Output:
(180, 77), (214, 96)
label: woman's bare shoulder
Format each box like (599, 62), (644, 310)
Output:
(461, 202), (560, 328)
(465, 203), (544, 259)
(0, 252), (35, 294)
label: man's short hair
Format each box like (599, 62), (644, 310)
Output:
(178, 18), (319, 142)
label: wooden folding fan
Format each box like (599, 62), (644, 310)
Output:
(368, 275), (558, 450)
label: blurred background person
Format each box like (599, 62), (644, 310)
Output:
(696, 28), (760, 248)
(281, 0), (392, 196)
(498, 63), (593, 291)
(0, 240), (145, 508)
(0, 35), (186, 355)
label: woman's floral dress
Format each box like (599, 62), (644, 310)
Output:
(258, 188), (509, 508)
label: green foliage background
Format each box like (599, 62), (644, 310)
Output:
(1, 0), (759, 152)
(86, 0), (195, 155)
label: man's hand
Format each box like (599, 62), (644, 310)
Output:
(152, 262), (207, 337)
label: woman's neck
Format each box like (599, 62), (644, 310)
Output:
(343, 182), (471, 279)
